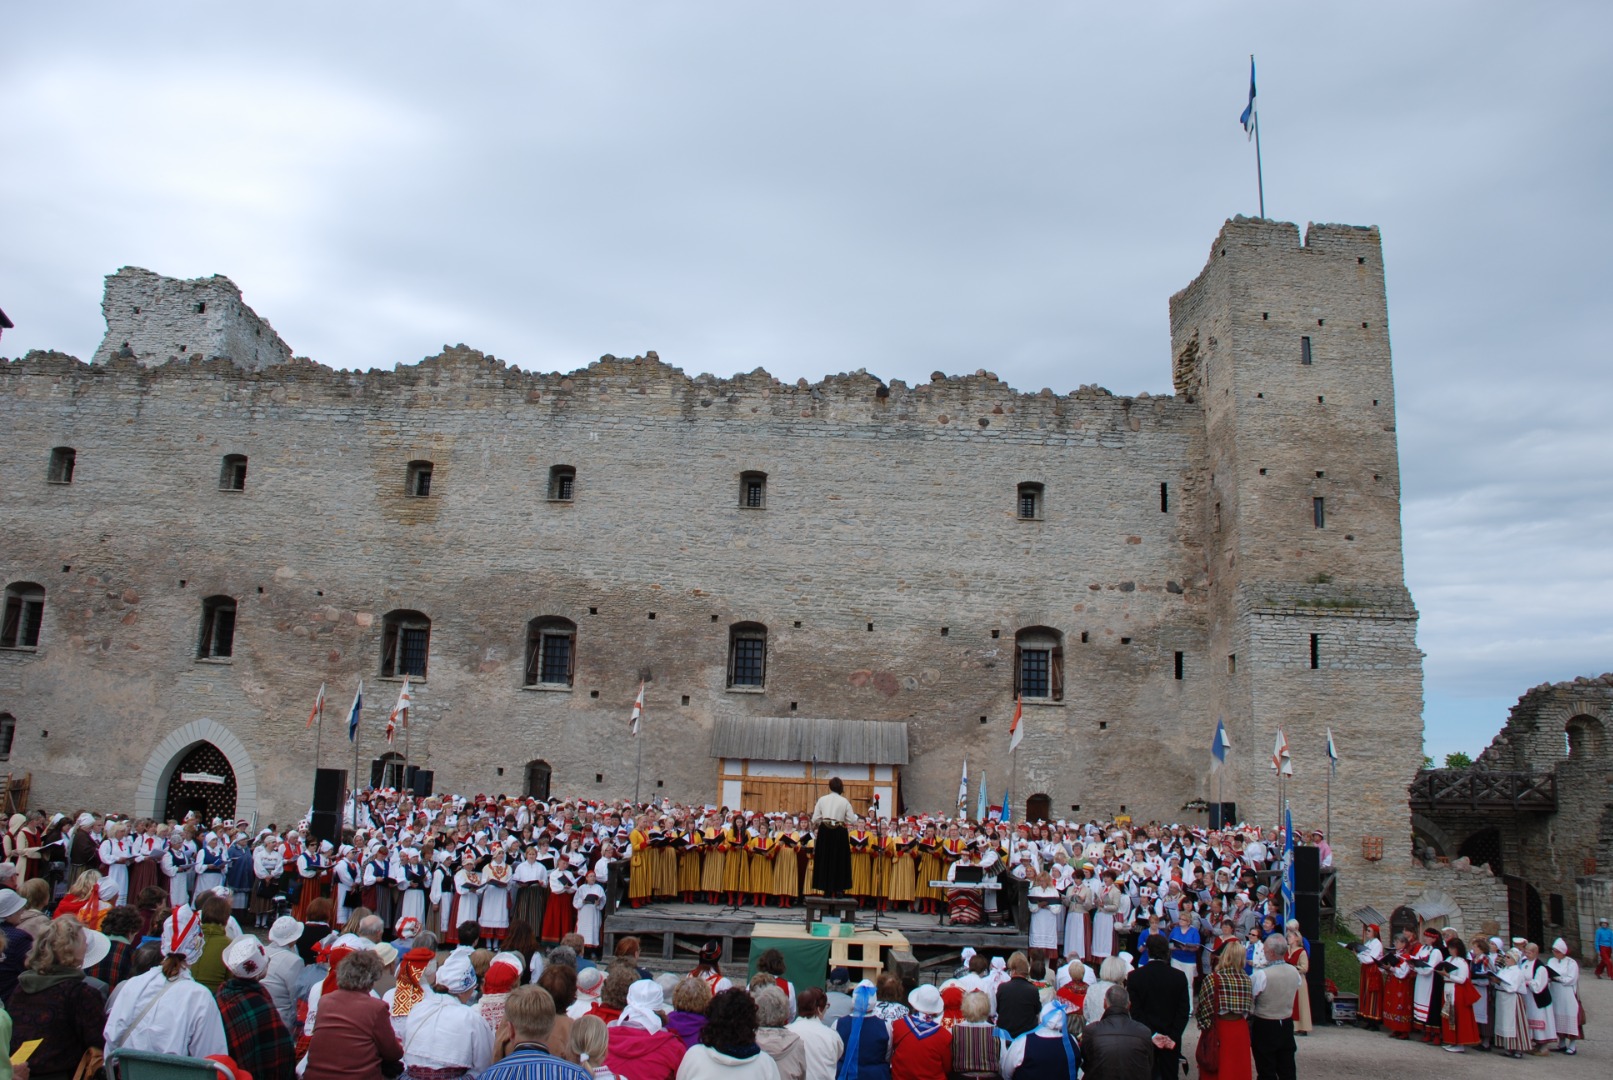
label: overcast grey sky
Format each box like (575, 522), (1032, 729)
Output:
(5, 2), (1609, 761)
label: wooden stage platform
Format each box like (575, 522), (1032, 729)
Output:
(602, 901), (1028, 976)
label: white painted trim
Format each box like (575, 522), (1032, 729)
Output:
(134, 719), (259, 825)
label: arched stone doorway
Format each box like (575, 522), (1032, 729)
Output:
(370, 752), (405, 790)
(162, 743), (237, 822)
(136, 719), (259, 825)
(525, 760), (552, 800)
(1025, 793), (1052, 824)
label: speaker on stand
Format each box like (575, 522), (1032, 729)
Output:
(1293, 844), (1330, 1024)
(1208, 801), (1238, 830)
(310, 768), (347, 847)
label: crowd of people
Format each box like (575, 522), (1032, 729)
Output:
(0, 791), (1593, 1079)
(1352, 922), (1587, 1058)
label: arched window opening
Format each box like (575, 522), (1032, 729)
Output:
(525, 617), (577, 687)
(371, 751), (406, 790)
(406, 460), (433, 498)
(1565, 715), (1605, 760)
(220, 454), (248, 491)
(0, 583), (45, 649)
(198, 595), (237, 659)
(549, 465), (576, 502)
(740, 471), (767, 509)
(382, 610), (431, 678)
(1014, 626), (1064, 701)
(728, 622), (768, 689)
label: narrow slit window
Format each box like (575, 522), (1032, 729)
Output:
(198, 595), (237, 658)
(1301, 336), (1312, 365)
(1313, 497), (1326, 529)
(1017, 482), (1044, 520)
(47, 447), (76, 484)
(0, 584), (45, 649)
(549, 465), (575, 502)
(1174, 651), (1184, 680)
(406, 460), (433, 498)
(1309, 633), (1320, 670)
(1160, 482), (1169, 512)
(220, 454), (248, 491)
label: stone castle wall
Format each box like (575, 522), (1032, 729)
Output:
(0, 217), (1426, 917)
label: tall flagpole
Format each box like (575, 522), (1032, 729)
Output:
(314, 697), (323, 774)
(1254, 112), (1265, 220)
(351, 728), (361, 826)
(634, 737), (643, 806)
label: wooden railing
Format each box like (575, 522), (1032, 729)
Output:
(1409, 769), (1557, 814)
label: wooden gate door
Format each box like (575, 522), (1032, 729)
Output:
(739, 777), (880, 818)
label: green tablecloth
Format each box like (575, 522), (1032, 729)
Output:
(747, 934), (832, 991)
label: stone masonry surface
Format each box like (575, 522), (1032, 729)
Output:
(0, 217), (1424, 921)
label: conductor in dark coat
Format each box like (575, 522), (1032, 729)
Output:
(1125, 935), (1191, 1080)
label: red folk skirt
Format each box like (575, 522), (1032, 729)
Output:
(1383, 974), (1414, 1034)
(1358, 963), (1385, 1021)
(1213, 1015), (1253, 1080)
(1441, 981), (1481, 1046)
(539, 893), (576, 942)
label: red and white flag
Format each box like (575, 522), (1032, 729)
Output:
(1008, 694), (1024, 753)
(630, 681), (644, 736)
(1272, 728), (1293, 775)
(305, 683), (326, 731)
(386, 677), (412, 744)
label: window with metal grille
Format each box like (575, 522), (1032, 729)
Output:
(524, 618), (577, 687)
(1014, 626), (1064, 701)
(198, 595), (236, 659)
(728, 623), (767, 688)
(381, 610), (431, 678)
(1017, 482), (1044, 520)
(549, 465), (575, 502)
(406, 460), (433, 497)
(740, 471), (767, 509)
(47, 447), (75, 484)
(0, 713), (13, 760)
(0, 583), (45, 649)
(220, 454), (247, 491)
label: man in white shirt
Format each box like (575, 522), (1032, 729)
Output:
(809, 778), (859, 899)
(401, 956), (494, 1076)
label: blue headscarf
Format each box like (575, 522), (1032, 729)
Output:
(836, 982), (878, 1080)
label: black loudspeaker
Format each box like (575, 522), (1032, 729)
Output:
(310, 768), (347, 846)
(411, 770), (433, 798)
(1293, 845), (1330, 1023)
(1208, 801), (1238, 829)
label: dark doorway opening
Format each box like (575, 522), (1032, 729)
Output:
(162, 742), (238, 823)
(525, 759), (552, 801)
(1025, 793), (1052, 824)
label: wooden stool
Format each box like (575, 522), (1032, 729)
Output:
(802, 896), (858, 929)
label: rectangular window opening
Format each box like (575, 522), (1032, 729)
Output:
(1309, 633), (1320, 669)
(1313, 496), (1326, 529)
(1, 596), (45, 649)
(1159, 482), (1169, 512)
(1228, 654), (1237, 675)
(1301, 336), (1312, 365)
(48, 448), (76, 484)
(1174, 651), (1184, 680)
(730, 636), (766, 687)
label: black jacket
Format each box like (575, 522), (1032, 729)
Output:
(1126, 959), (1191, 1041)
(997, 975), (1043, 1037)
(1080, 1008), (1155, 1080)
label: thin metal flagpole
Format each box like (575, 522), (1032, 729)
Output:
(1326, 757), (1333, 852)
(314, 697), (323, 774)
(1254, 111), (1266, 220)
(351, 727), (361, 827)
(634, 735), (643, 806)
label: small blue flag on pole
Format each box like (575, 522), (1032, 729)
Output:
(1211, 717), (1230, 773)
(1281, 802), (1296, 920)
(999, 777), (1012, 825)
(1240, 57), (1257, 140)
(346, 680), (364, 742)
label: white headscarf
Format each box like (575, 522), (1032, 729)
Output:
(616, 979), (664, 1033)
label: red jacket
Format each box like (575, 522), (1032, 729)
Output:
(302, 989), (403, 1080)
(891, 1016), (953, 1080)
(604, 1023), (685, 1080)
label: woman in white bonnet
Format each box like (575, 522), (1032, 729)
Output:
(103, 905), (229, 1059)
(1545, 938), (1581, 1054)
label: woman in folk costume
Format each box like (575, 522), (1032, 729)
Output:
(720, 813), (747, 906)
(914, 823), (945, 915)
(450, 857), (484, 945)
(541, 861), (578, 943)
(427, 848), (456, 935)
(1521, 942), (1558, 1049)
(1353, 925), (1385, 1030)
(398, 848), (430, 930)
(1381, 932), (1416, 1038)
(1545, 937), (1581, 1054)
(1027, 872), (1062, 959)
(651, 815), (680, 900)
(889, 983), (952, 1080)
(1437, 934), (1481, 1052)
(626, 816), (654, 909)
(847, 820), (875, 905)
(772, 821), (801, 908)
(746, 820), (779, 907)
(104, 904), (229, 1060)
(99, 820), (134, 904)
(249, 832), (284, 929)
(572, 869), (607, 955)
(1194, 941), (1254, 1080)
(1090, 869), (1122, 960)
(1410, 926), (1444, 1041)
(292, 840), (333, 922)
(1467, 937), (1495, 1047)
(126, 819), (163, 900)
(195, 831), (228, 898)
(698, 814), (726, 904)
(384, 946), (438, 1042)
(886, 823), (918, 911)
(54, 870), (117, 930)
(1063, 867), (1094, 963)
(3, 814), (40, 882)
(161, 825), (195, 908)
(677, 817), (705, 903)
(1490, 948), (1534, 1058)
(1284, 921), (1312, 1034)
(480, 846), (514, 942)
(834, 981), (891, 1080)
(511, 843), (548, 932)
(797, 814), (820, 900)
(363, 843), (404, 928)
